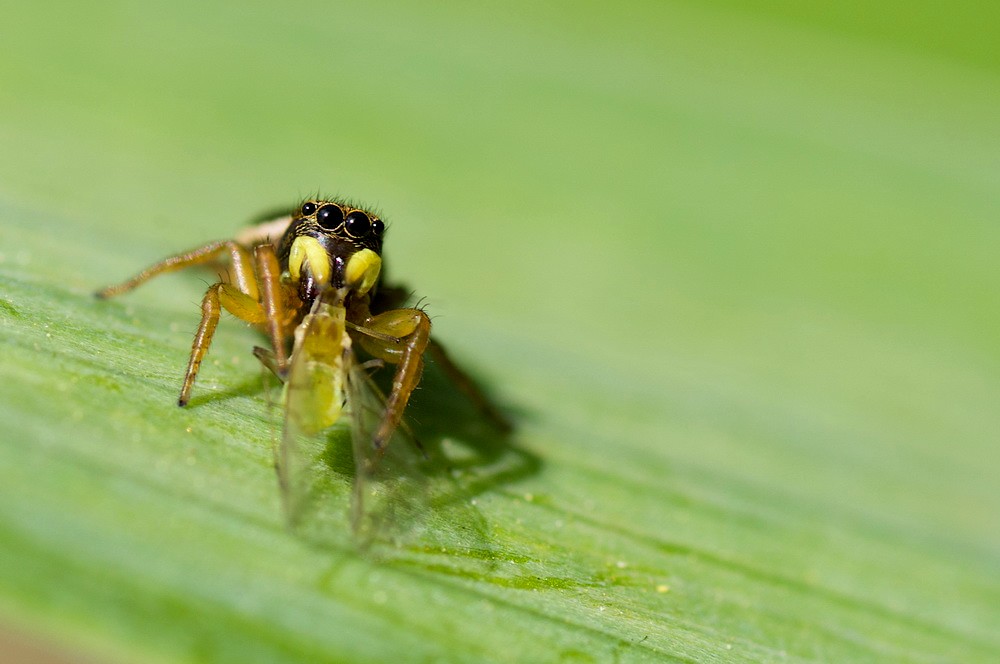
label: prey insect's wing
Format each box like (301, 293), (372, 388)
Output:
(278, 298), (353, 533)
(346, 357), (494, 559)
(277, 292), (494, 560)
(346, 356), (426, 546)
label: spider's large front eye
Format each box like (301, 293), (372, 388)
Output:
(316, 204), (344, 230)
(301, 201), (317, 216)
(345, 210), (371, 238)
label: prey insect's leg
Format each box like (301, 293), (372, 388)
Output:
(354, 308), (432, 451)
(427, 338), (512, 433)
(95, 241), (258, 299)
(252, 347), (283, 379)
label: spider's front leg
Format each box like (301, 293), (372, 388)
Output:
(97, 241), (288, 406)
(352, 308), (432, 451)
(179, 244), (288, 405)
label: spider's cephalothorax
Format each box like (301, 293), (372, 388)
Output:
(278, 200), (386, 305)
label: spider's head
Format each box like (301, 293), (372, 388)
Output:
(278, 199), (384, 303)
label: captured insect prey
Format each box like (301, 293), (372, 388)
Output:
(97, 198), (510, 540)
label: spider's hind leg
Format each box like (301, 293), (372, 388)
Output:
(426, 338), (512, 434)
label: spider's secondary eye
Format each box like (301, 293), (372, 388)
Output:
(345, 210), (371, 237)
(371, 218), (384, 236)
(316, 204), (344, 230)
(301, 201), (317, 216)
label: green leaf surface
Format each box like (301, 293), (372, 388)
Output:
(1, 1), (999, 662)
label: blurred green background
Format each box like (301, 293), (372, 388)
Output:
(1, 0), (998, 662)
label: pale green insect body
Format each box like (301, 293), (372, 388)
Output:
(285, 296), (351, 436)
